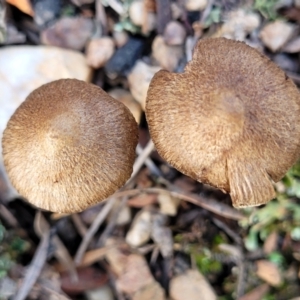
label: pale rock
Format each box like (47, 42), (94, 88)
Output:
(132, 281), (166, 300)
(85, 285), (114, 300)
(129, 1), (144, 27)
(0, 46), (92, 201)
(86, 37), (115, 69)
(171, 2), (183, 19)
(142, 12), (157, 35)
(158, 193), (180, 216)
(214, 9), (260, 41)
(170, 269), (217, 300)
(256, 260), (282, 287)
(164, 21), (186, 46)
(126, 209), (152, 247)
(283, 36), (300, 53)
(152, 35), (183, 71)
(128, 60), (161, 110)
(260, 21), (295, 52)
(151, 218), (173, 258)
(184, 0), (207, 11)
(108, 88), (142, 124)
(113, 30), (129, 48)
(107, 198), (131, 226)
(41, 17), (94, 51)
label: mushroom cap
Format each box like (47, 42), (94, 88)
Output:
(2, 79), (139, 213)
(145, 37), (300, 208)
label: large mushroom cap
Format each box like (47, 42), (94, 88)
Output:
(2, 79), (138, 213)
(146, 37), (300, 208)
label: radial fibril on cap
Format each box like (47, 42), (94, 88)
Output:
(146, 37), (300, 208)
(2, 79), (139, 213)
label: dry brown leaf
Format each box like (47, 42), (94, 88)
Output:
(127, 193), (157, 207)
(256, 260), (282, 287)
(116, 254), (155, 295)
(170, 269), (217, 300)
(79, 247), (108, 268)
(238, 284), (270, 300)
(6, 0), (34, 16)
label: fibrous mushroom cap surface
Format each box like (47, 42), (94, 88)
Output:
(3, 79), (139, 213)
(146, 37), (300, 208)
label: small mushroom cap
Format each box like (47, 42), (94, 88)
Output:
(146, 37), (300, 208)
(2, 79), (139, 213)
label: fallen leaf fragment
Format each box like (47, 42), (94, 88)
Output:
(116, 254), (155, 295)
(61, 267), (108, 295)
(6, 0), (34, 16)
(256, 260), (282, 287)
(170, 269), (217, 300)
(238, 284), (270, 300)
(132, 281), (166, 300)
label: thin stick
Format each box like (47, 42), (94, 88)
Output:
(136, 144), (161, 177)
(131, 140), (156, 179)
(94, 187), (245, 221)
(14, 213), (50, 300)
(74, 197), (117, 265)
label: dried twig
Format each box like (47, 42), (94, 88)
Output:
(97, 196), (128, 246)
(71, 214), (87, 238)
(136, 143), (161, 177)
(14, 212), (50, 300)
(36, 213), (77, 281)
(96, 187), (245, 220)
(74, 197), (117, 265)
(0, 204), (19, 228)
(212, 217), (243, 245)
(131, 140), (156, 180)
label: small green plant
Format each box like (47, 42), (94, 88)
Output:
(0, 223), (29, 279)
(254, 0), (280, 20)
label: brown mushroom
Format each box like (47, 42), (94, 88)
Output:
(2, 79), (138, 213)
(145, 37), (300, 208)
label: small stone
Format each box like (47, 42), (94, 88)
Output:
(108, 88), (142, 123)
(85, 285), (114, 300)
(113, 30), (129, 48)
(107, 198), (131, 226)
(129, 1), (144, 27)
(86, 37), (115, 69)
(260, 21), (295, 52)
(128, 60), (161, 109)
(283, 36), (300, 53)
(214, 9), (260, 41)
(41, 17), (94, 50)
(184, 0), (207, 11)
(33, 0), (61, 26)
(152, 35), (184, 71)
(151, 214), (173, 258)
(170, 269), (217, 300)
(158, 193), (180, 216)
(132, 281), (166, 300)
(256, 260), (282, 287)
(126, 209), (152, 247)
(164, 21), (186, 46)
(273, 53), (299, 72)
